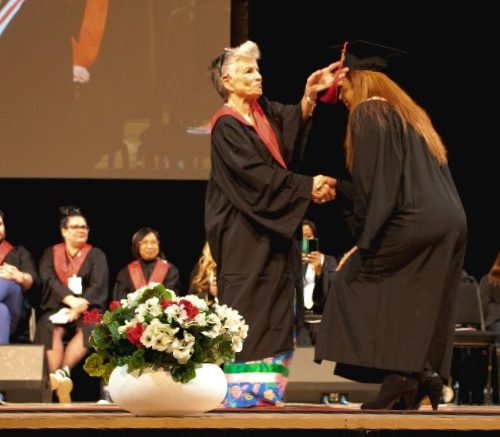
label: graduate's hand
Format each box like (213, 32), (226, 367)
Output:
(63, 295), (90, 313)
(336, 246), (358, 271)
(67, 308), (81, 323)
(0, 263), (18, 281)
(312, 175), (336, 204)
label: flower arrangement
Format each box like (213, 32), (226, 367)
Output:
(83, 283), (248, 384)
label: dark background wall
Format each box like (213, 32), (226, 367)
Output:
(1, 1), (497, 300)
(244, 1), (498, 280)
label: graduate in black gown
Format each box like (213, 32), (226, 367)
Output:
(0, 208), (39, 345)
(314, 41), (468, 411)
(113, 227), (180, 300)
(35, 206), (108, 403)
(205, 40), (344, 407)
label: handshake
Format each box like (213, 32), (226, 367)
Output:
(311, 175), (336, 204)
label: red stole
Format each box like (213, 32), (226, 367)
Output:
(53, 243), (92, 286)
(211, 102), (287, 169)
(0, 240), (14, 264)
(72, 0), (109, 68)
(128, 259), (170, 290)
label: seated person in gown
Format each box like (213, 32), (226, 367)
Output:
(35, 206), (108, 403)
(297, 219), (337, 346)
(113, 227), (180, 300)
(0, 208), (39, 345)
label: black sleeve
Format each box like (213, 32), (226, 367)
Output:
(164, 263), (181, 294)
(113, 266), (132, 301)
(39, 246), (72, 310)
(83, 247), (108, 311)
(350, 103), (404, 250)
(210, 116), (312, 239)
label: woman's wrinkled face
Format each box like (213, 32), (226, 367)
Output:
(224, 57), (262, 100)
(139, 232), (160, 261)
(339, 76), (354, 110)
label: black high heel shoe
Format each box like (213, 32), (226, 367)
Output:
(361, 374), (418, 410)
(412, 373), (443, 411)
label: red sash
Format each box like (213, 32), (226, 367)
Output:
(211, 103), (287, 169)
(128, 259), (170, 290)
(0, 240), (14, 264)
(53, 243), (92, 286)
(72, 0), (109, 68)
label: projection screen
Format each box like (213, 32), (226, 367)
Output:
(0, 0), (230, 179)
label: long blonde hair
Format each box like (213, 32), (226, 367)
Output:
(344, 70), (447, 173)
(191, 242), (217, 293)
(488, 252), (500, 288)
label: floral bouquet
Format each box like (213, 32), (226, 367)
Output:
(83, 283), (248, 384)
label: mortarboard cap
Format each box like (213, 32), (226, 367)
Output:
(333, 40), (407, 72)
(320, 40), (407, 104)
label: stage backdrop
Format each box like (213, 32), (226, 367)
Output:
(0, 0), (496, 288)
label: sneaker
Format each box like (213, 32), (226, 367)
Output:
(49, 366), (73, 403)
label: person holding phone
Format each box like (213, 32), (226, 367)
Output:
(297, 219), (338, 346)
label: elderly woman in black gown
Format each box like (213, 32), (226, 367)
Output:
(206, 40), (345, 407)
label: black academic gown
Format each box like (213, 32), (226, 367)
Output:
(35, 245), (108, 348)
(480, 274), (500, 329)
(315, 100), (467, 382)
(205, 97), (312, 362)
(113, 258), (181, 300)
(296, 254), (338, 346)
(3, 245), (39, 289)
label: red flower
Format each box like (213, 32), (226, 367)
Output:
(126, 323), (144, 347)
(160, 298), (174, 310)
(83, 308), (103, 325)
(179, 299), (199, 320)
(109, 300), (121, 311)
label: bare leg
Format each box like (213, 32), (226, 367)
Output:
(61, 328), (89, 370)
(46, 326), (66, 372)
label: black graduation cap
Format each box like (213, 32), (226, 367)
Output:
(333, 40), (407, 72)
(320, 40), (407, 104)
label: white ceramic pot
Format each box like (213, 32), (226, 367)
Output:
(108, 363), (227, 416)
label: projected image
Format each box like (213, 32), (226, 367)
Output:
(0, 0), (230, 179)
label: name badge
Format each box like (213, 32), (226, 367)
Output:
(68, 275), (82, 295)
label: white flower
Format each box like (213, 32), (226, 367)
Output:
(86, 282), (248, 385)
(171, 331), (195, 364)
(141, 318), (179, 351)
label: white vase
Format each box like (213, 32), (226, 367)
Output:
(108, 363), (227, 416)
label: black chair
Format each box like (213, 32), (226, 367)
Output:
(453, 274), (498, 404)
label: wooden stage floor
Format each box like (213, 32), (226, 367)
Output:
(2, 402), (500, 435)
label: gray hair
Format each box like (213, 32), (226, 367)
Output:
(210, 40), (261, 100)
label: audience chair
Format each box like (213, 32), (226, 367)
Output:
(453, 274), (498, 404)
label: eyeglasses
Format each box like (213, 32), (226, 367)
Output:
(65, 225), (90, 231)
(139, 240), (159, 246)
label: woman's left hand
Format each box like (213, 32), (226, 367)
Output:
(336, 246), (358, 271)
(305, 61), (349, 101)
